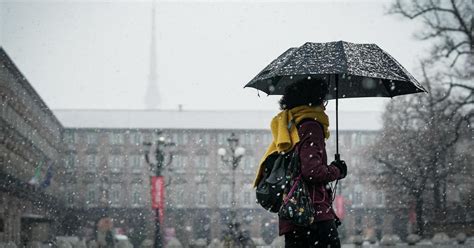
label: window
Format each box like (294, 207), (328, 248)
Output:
(86, 185), (97, 206)
(217, 133), (227, 145)
(352, 133), (362, 146)
(142, 132), (153, 143)
(86, 155), (97, 172)
(375, 191), (385, 206)
(249, 133), (255, 145)
(220, 159), (230, 172)
(64, 132), (75, 144)
(109, 155), (123, 172)
(360, 134), (368, 146)
(66, 185), (76, 206)
(254, 134), (261, 144)
(173, 185), (185, 208)
(241, 133), (254, 145)
(130, 155), (142, 173)
(353, 191), (363, 206)
(173, 155), (186, 172)
(132, 191), (141, 206)
(131, 184), (142, 206)
(220, 185), (231, 207)
(171, 133), (178, 144)
(86, 133), (98, 145)
(111, 184), (121, 206)
(264, 133), (272, 144)
(197, 191), (207, 206)
(130, 133), (142, 146)
(177, 132), (188, 144)
(197, 156), (208, 171)
(196, 133), (210, 145)
(194, 174), (207, 183)
(65, 155), (75, 171)
(242, 157), (255, 173)
(110, 133), (124, 145)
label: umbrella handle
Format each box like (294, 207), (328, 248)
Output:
(335, 153), (340, 162)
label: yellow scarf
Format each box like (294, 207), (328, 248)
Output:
(253, 105), (329, 187)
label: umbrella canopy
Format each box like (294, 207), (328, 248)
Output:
(245, 41), (426, 161)
(245, 41), (426, 98)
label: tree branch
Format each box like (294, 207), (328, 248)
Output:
(391, 1), (455, 19)
(451, 83), (474, 91)
(445, 41), (470, 57)
(373, 155), (418, 187)
(449, 0), (473, 44)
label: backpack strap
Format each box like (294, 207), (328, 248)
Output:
(283, 174), (302, 205)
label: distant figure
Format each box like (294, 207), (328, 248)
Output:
(105, 229), (115, 248)
(96, 217), (115, 248)
(254, 78), (347, 248)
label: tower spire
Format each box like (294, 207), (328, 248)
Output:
(145, 0), (160, 109)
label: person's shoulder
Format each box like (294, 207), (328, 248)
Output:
(298, 118), (322, 129)
(298, 119), (324, 138)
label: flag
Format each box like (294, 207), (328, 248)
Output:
(28, 162), (43, 186)
(151, 176), (165, 209)
(40, 164), (53, 189)
(334, 195), (345, 220)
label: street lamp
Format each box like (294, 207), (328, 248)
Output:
(143, 133), (175, 248)
(217, 133), (246, 242)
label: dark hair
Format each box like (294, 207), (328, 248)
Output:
(279, 77), (328, 110)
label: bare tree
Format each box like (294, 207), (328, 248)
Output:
(372, 97), (430, 235)
(373, 0), (474, 236)
(389, 0), (472, 68)
(389, 0), (474, 199)
(371, 62), (472, 236)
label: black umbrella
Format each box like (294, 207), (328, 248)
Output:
(245, 41), (426, 161)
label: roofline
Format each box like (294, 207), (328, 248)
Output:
(53, 108), (380, 114)
(53, 109), (382, 130)
(0, 47), (64, 129)
(62, 127), (270, 132)
(61, 127), (380, 132)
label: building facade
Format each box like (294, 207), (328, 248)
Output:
(55, 115), (277, 245)
(54, 109), (392, 244)
(0, 48), (65, 245)
(1, 46), (443, 245)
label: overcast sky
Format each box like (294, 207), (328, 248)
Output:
(0, 0), (430, 112)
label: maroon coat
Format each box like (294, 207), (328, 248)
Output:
(279, 120), (341, 235)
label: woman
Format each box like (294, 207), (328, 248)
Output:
(254, 77), (347, 248)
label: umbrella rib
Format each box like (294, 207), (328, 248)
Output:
(380, 79), (394, 98)
(337, 41), (349, 73)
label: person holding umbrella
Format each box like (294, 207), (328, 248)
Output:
(248, 41), (426, 248)
(254, 76), (347, 247)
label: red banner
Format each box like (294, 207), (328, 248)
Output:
(334, 195), (345, 220)
(158, 209), (164, 224)
(151, 176), (165, 210)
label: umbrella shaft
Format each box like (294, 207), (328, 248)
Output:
(335, 74), (340, 162)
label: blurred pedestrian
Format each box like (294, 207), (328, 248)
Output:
(96, 217), (116, 248)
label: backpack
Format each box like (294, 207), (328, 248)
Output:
(255, 148), (299, 212)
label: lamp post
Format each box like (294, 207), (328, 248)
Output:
(143, 134), (175, 248)
(217, 133), (245, 242)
